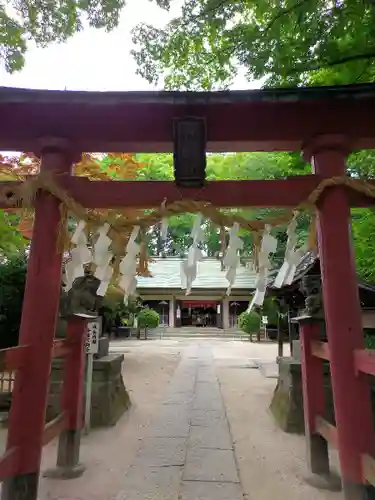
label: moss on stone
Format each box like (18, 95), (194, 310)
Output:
(46, 354), (131, 428)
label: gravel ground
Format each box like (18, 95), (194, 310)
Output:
(214, 342), (341, 500)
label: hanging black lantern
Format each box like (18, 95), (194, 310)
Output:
(173, 117), (207, 188)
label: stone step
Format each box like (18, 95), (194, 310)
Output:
(147, 328), (244, 339)
(156, 334), (240, 339)
(148, 327), (267, 340)
(152, 327), (239, 333)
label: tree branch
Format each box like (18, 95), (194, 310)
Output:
(263, 0), (311, 34)
(178, 0), (232, 29)
(297, 51), (375, 74)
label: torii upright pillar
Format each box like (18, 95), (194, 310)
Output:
(304, 135), (374, 499)
(2, 140), (76, 500)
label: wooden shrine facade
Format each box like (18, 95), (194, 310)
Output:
(267, 252), (375, 358)
(137, 257), (256, 329)
(1, 83), (375, 499)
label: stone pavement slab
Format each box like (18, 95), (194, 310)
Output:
(194, 382), (222, 401)
(149, 404), (191, 437)
(115, 466), (182, 500)
(192, 392), (224, 411)
(190, 408), (227, 427)
(163, 393), (193, 405)
(117, 348), (242, 499)
(148, 419), (191, 438)
(196, 371), (217, 383)
(188, 424), (233, 450)
(180, 481), (243, 500)
(167, 380), (196, 394)
(133, 437), (187, 467)
(183, 447), (240, 483)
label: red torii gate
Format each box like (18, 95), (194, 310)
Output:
(0, 84), (375, 500)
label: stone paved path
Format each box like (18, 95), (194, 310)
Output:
(115, 344), (243, 500)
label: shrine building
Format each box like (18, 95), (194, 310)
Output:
(136, 257), (256, 328)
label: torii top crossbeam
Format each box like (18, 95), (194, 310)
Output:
(2, 83), (375, 153)
(1, 83), (375, 210)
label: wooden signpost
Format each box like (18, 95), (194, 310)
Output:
(84, 317), (101, 434)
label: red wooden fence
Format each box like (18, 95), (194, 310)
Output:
(300, 321), (375, 488)
(0, 316), (86, 480)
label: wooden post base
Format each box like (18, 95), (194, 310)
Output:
(43, 429), (85, 480)
(308, 433), (330, 475)
(303, 433), (342, 491)
(341, 481), (375, 500)
(1, 472), (39, 500)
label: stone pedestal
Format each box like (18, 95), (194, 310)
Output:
(270, 356), (360, 435)
(89, 354), (131, 427)
(269, 357), (305, 434)
(94, 335), (109, 359)
(47, 354), (131, 427)
(292, 340), (301, 361)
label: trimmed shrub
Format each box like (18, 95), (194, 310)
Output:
(238, 309), (261, 339)
(137, 308), (160, 330)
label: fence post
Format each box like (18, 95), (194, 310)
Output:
(44, 314), (87, 479)
(296, 318), (341, 491)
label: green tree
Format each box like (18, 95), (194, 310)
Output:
(345, 150), (375, 283)
(137, 151), (311, 263)
(238, 309), (261, 341)
(136, 147), (375, 283)
(262, 297), (279, 326)
(0, 212), (28, 257)
(0, 255), (27, 348)
(132, 1), (375, 90)
(137, 307), (160, 339)
(135, 153), (174, 180)
(1, 0), (125, 73)
(102, 293), (143, 329)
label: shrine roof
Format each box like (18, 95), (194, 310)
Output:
(268, 251), (375, 294)
(2, 83), (375, 152)
(136, 257), (257, 291)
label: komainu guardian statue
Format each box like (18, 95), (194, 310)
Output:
(300, 274), (324, 319)
(56, 272), (103, 337)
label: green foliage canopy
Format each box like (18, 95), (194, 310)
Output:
(132, 1), (375, 90)
(134, 150), (375, 284)
(0, 212), (27, 257)
(102, 293), (143, 328)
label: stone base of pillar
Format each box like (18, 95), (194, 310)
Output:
(43, 463), (85, 480)
(304, 472), (342, 492)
